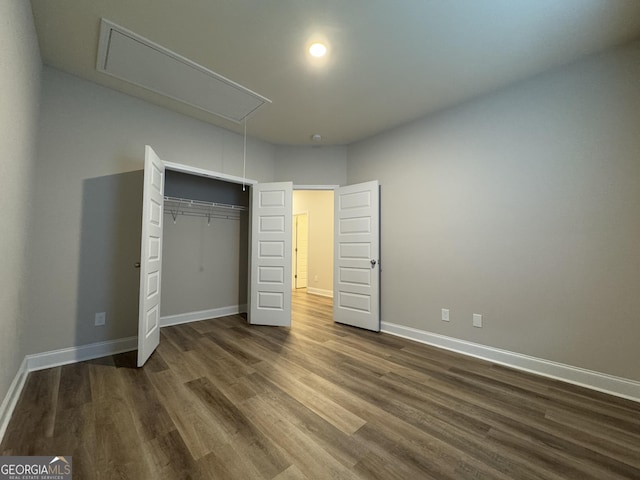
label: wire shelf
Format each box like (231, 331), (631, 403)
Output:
(164, 196), (247, 223)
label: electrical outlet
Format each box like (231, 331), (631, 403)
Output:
(95, 312), (106, 326)
(473, 313), (482, 328)
(441, 308), (450, 322)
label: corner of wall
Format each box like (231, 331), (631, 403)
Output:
(0, 0), (42, 444)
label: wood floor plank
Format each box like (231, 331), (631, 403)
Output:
(253, 360), (367, 435)
(93, 386), (158, 479)
(272, 464), (309, 480)
(186, 376), (291, 478)
(146, 368), (232, 460)
(52, 402), (96, 479)
(157, 330), (210, 382)
(118, 364), (176, 442)
(146, 429), (207, 480)
(197, 441), (272, 479)
(242, 395), (360, 480)
(544, 407), (640, 450)
(1, 368), (60, 455)
(57, 362), (92, 411)
(2, 290), (639, 479)
(245, 371), (370, 469)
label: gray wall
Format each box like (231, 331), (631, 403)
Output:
(165, 170), (250, 207)
(275, 145), (347, 186)
(348, 40), (640, 381)
(162, 214), (248, 316)
(26, 67), (276, 355)
(0, 0), (41, 406)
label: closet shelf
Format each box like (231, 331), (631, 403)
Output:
(164, 196), (247, 222)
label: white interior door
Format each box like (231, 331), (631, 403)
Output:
(294, 213), (308, 288)
(292, 215), (297, 289)
(137, 145), (165, 366)
(334, 181), (380, 331)
(249, 182), (292, 326)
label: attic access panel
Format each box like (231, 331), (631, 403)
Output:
(97, 19), (271, 123)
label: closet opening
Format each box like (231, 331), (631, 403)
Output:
(159, 169), (250, 328)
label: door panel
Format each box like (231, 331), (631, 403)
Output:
(138, 145), (165, 366)
(334, 181), (380, 331)
(249, 182), (292, 327)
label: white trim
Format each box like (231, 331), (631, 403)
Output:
(292, 211), (309, 289)
(164, 161), (257, 186)
(306, 287), (334, 298)
(160, 304), (247, 327)
(293, 185), (339, 190)
(26, 337), (138, 372)
(0, 357), (28, 443)
(1, 337), (138, 443)
(381, 322), (640, 403)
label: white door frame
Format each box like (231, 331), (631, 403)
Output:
(293, 185), (340, 191)
(292, 185), (338, 299)
(292, 212), (309, 289)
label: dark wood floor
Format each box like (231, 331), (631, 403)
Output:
(2, 291), (639, 479)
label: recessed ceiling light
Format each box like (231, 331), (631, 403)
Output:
(309, 43), (327, 58)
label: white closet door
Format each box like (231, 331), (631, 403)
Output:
(334, 181), (380, 331)
(137, 145), (165, 366)
(249, 182), (293, 327)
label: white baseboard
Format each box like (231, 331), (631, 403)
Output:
(1, 336), (138, 443)
(26, 336), (138, 372)
(306, 287), (333, 298)
(160, 304), (246, 327)
(0, 357), (28, 443)
(1, 306), (244, 442)
(4, 319), (637, 447)
(381, 321), (640, 403)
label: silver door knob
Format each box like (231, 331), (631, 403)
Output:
(370, 259), (377, 267)
(134, 262), (141, 268)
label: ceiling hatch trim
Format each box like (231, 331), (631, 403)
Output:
(96, 19), (271, 123)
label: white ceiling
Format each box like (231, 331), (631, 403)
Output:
(30, 0), (640, 146)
